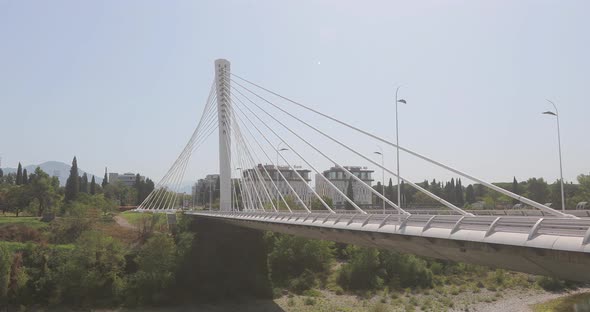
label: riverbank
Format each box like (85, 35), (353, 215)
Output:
(457, 287), (590, 312)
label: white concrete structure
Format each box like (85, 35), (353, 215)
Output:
(243, 164), (312, 207)
(190, 210), (590, 282)
(109, 172), (144, 187)
(316, 166), (374, 209)
(215, 59), (232, 211)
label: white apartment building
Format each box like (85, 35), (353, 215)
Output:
(316, 166), (374, 209)
(108, 172), (144, 187)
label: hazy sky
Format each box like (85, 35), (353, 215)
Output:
(1, 0), (588, 186)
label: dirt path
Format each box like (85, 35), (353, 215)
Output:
(114, 215), (137, 230)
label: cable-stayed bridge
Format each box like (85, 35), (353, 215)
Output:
(136, 59), (590, 282)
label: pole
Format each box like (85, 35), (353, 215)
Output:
(547, 100), (565, 211)
(209, 180), (212, 211)
(395, 86), (401, 210)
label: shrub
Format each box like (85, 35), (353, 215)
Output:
(536, 276), (566, 291)
(267, 233), (334, 289)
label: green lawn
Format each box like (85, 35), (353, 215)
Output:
(119, 211), (175, 228)
(0, 216), (48, 229)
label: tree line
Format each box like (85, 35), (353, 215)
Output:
(0, 157), (155, 216)
(371, 174), (590, 209)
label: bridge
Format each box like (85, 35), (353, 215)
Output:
(135, 59), (590, 282)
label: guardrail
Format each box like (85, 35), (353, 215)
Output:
(187, 211), (590, 245)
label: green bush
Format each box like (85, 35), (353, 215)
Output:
(266, 233), (334, 289)
(536, 276), (566, 291)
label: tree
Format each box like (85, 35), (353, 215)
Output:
(385, 178), (393, 202)
(345, 177), (355, 210)
(28, 167), (60, 216)
(0, 168), (3, 178)
(15, 163), (22, 186)
(0, 244), (10, 298)
(455, 178), (464, 206)
(65, 157), (79, 202)
(57, 231), (126, 305)
(512, 177), (519, 204)
(135, 174), (143, 205)
(526, 178), (549, 204)
(577, 173), (590, 201)
(102, 170), (108, 188)
(90, 176), (96, 195)
(22, 169), (28, 185)
(128, 234), (178, 304)
(6, 186), (28, 217)
(465, 185), (476, 204)
(80, 173), (88, 194)
(311, 196), (333, 211)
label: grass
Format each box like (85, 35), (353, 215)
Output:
(532, 292), (590, 312)
(119, 211), (169, 227)
(0, 216), (48, 229)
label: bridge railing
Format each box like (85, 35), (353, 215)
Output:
(188, 210), (590, 244)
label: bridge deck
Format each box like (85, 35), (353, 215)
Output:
(176, 210), (590, 282)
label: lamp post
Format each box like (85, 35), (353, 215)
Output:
(374, 148), (385, 214)
(236, 167), (242, 211)
(276, 143), (289, 209)
(394, 86), (407, 209)
(543, 100), (565, 211)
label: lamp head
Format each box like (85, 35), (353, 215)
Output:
(542, 111), (557, 116)
(397, 99), (407, 104)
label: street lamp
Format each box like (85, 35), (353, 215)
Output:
(374, 148), (385, 214)
(543, 100), (565, 211)
(276, 142), (289, 208)
(236, 167), (242, 211)
(394, 86), (407, 209)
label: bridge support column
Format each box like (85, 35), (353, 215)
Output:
(215, 59), (232, 211)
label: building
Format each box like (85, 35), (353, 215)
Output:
(242, 164), (312, 207)
(108, 172), (144, 187)
(192, 174), (219, 206)
(316, 166), (374, 209)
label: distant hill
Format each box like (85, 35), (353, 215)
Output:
(2, 161), (103, 186)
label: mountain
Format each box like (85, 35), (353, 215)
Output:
(2, 161), (103, 186)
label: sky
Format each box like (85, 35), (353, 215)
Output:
(0, 0), (589, 187)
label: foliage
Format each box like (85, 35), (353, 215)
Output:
(266, 233), (334, 290)
(64, 157), (79, 202)
(0, 244), (11, 300)
(55, 231), (126, 305)
(338, 246), (433, 291)
(126, 234), (177, 305)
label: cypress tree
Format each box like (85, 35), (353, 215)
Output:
(455, 178), (464, 206)
(0, 168), (3, 178)
(81, 173), (89, 193)
(65, 157), (79, 201)
(465, 185), (476, 204)
(345, 177), (355, 210)
(15, 163), (22, 185)
(102, 168), (108, 188)
(22, 168), (28, 185)
(90, 176), (96, 195)
(135, 174), (143, 205)
(387, 178), (394, 201)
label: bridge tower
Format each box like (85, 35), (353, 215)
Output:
(215, 59), (232, 211)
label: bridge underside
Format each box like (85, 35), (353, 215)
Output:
(191, 213), (590, 282)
